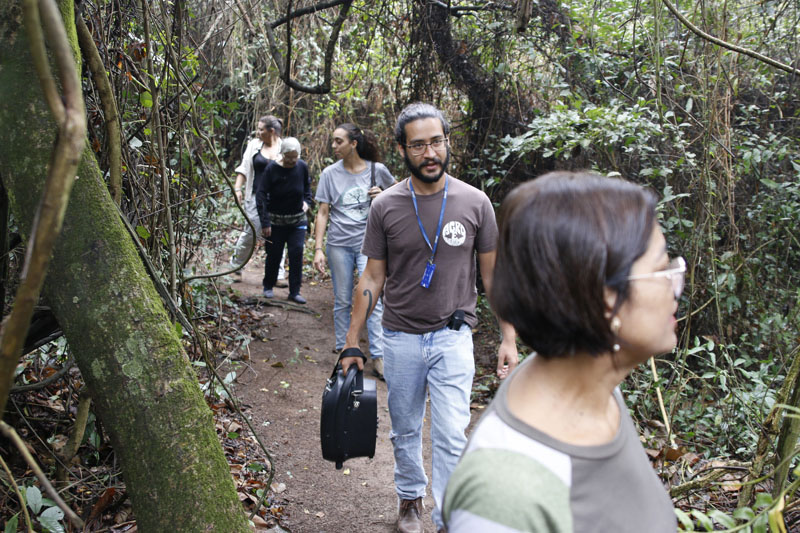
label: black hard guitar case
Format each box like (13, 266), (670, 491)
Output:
(320, 348), (378, 469)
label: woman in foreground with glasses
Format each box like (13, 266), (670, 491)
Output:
(442, 171), (681, 532)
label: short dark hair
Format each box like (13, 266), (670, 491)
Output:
(336, 123), (381, 162)
(258, 115), (283, 136)
(490, 171), (657, 358)
(394, 103), (451, 146)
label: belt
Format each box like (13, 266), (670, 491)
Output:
(269, 211), (306, 226)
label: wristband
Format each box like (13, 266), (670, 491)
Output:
(315, 247), (323, 251)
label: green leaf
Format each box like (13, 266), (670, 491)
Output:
(26, 485), (43, 514)
(4, 513), (19, 533)
(755, 492), (774, 509)
(691, 509), (714, 531)
(674, 508), (694, 530)
(227, 432), (239, 439)
(135, 225), (151, 239)
(247, 462), (265, 472)
(708, 509), (736, 528)
(734, 506), (756, 521)
(140, 91), (153, 108)
(759, 178), (780, 189)
(39, 506), (65, 533)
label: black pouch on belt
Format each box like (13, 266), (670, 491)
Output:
(447, 310), (466, 330)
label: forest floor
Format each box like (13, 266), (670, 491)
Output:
(221, 257), (502, 533)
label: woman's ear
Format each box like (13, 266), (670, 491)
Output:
(603, 286), (618, 320)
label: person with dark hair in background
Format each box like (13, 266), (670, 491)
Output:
(229, 115), (287, 285)
(255, 137), (312, 304)
(313, 123), (396, 377)
(339, 103), (518, 533)
(442, 172), (681, 532)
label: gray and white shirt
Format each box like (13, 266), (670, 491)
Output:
(315, 159), (395, 248)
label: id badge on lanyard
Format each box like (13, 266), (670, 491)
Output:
(409, 177), (448, 289)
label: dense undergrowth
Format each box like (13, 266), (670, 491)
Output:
(2, 0), (799, 530)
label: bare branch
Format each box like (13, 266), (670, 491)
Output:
(0, 0), (86, 415)
(264, 0), (355, 94)
(76, 15), (123, 206)
(270, 0), (351, 28)
(0, 421), (84, 529)
(661, 0), (800, 77)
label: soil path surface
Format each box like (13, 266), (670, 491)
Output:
(230, 261), (485, 533)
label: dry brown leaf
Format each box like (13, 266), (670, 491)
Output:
(251, 514), (270, 527)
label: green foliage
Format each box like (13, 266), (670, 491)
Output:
(23, 486), (65, 533)
(503, 97), (696, 180)
(51, 0), (799, 525)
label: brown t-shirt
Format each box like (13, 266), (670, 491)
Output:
(362, 176), (498, 333)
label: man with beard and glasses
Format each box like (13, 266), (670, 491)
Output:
(339, 103), (518, 533)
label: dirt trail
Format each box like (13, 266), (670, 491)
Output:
(231, 262), (475, 533)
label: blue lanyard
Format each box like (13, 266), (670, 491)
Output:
(409, 176), (448, 264)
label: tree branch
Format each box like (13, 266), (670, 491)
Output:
(264, 0), (354, 94)
(270, 0), (351, 28)
(661, 0), (800, 76)
(0, 0), (86, 416)
(0, 421), (84, 529)
(0, 452), (34, 532)
(76, 14), (123, 206)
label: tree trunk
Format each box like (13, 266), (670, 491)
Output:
(0, 3), (249, 531)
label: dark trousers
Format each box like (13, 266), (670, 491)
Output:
(263, 224), (306, 296)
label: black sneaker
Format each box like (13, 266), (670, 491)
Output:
(288, 294), (306, 304)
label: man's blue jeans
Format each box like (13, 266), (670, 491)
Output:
(382, 324), (474, 529)
(327, 244), (383, 357)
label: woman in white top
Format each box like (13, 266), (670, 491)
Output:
(229, 115), (286, 284)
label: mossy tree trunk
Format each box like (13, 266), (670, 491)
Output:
(0, 3), (250, 531)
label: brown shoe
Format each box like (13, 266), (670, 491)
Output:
(397, 497), (424, 533)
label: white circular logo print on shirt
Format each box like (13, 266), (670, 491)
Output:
(442, 221), (466, 247)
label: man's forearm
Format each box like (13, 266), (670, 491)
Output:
(345, 275), (382, 346)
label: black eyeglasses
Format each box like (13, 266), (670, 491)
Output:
(405, 138), (448, 156)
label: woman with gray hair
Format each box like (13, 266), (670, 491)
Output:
(255, 137), (312, 304)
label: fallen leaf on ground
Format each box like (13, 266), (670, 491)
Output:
(251, 514), (270, 527)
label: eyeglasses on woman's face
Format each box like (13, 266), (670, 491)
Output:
(627, 256), (686, 299)
(405, 137), (448, 157)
